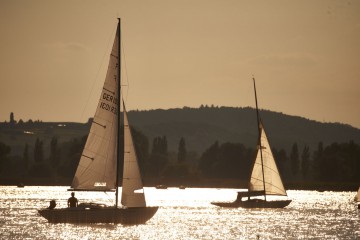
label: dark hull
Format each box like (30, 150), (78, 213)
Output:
(38, 206), (158, 225)
(212, 199), (291, 208)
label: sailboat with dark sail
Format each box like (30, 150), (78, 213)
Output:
(212, 78), (291, 208)
(38, 19), (158, 224)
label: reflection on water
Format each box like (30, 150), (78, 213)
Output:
(0, 186), (359, 239)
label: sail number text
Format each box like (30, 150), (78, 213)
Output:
(100, 92), (118, 114)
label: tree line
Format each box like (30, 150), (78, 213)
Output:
(198, 140), (360, 184)
(0, 124), (359, 187)
(0, 123), (190, 185)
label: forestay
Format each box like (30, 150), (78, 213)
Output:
(121, 104), (146, 207)
(71, 26), (120, 191)
(249, 122), (287, 196)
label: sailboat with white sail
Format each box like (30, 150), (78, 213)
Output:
(38, 18), (158, 224)
(355, 187), (360, 202)
(212, 78), (291, 208)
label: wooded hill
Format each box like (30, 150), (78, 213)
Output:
(1, 106), (360, 157)
(128, 106), (360, 154)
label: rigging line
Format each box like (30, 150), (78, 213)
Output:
(121, 35), (130, 104)
(79, 21), (118, 123)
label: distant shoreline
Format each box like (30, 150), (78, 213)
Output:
(1, 177), (357, 192)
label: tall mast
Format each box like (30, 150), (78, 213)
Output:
(115, 18), (121, 208)
(253, 77), (267, 201)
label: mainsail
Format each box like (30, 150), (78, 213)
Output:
(249, 122), (287, 196)
(121, 103), (146, 207)
(71, 25), (120, 191)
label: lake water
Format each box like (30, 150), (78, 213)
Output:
(0, 186), (359, 239)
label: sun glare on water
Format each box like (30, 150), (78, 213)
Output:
(0, 186), (359, 239)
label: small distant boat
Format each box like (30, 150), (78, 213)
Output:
(212, 78), (291, 208)
(17, 182), (24, 188)
(179, 185), (186, 190)
(156, 185), (168, 189)
(354, 187), (360, 202)
(38, 19), (158, 224)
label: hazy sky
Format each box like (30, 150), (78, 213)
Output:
(1, 0), (359, 128)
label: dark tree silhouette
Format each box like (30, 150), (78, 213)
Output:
(315, 141), (360, 182)
(198, 141), (219, 177)
(177, 137), (187, 163)
(10, 112), (15, 124)
(50, 137), (61, 167)
(290, 143), (299, 176)
(34, 138), (44, 163)
(301, 145), (310, 178)
(313, 142), (324, 180)
(0, 141), (11, 173)
(198, 141), (253, 179)
(148, 136), (169, 177)
(23, 143), (29, 171)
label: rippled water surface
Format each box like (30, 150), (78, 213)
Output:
(1, 186), (359, 239)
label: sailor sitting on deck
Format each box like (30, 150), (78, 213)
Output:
(47, 200), (56, 209)
(68, 192), (78, 208)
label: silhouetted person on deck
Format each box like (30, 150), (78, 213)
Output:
(68, 192), (78, 208)
(48, 200), (56, 209)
